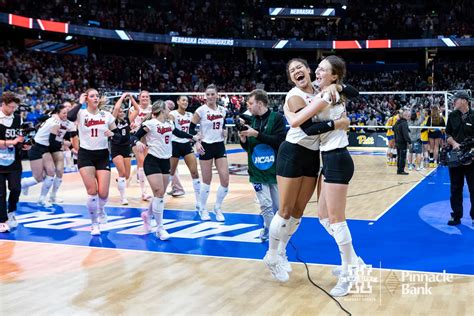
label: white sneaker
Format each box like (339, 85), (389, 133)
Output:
(38, 199), (53, 208)
(200, 209), (211, 221)
(0, 222), (10, 233)
(49, 195), (64, 203)
(214, 209), (225, 222)
(142, 194), (152, 201)
(408, 165), (413, 171)
(416, 167), (421, 171)
(7, 212), (18, 229)
(90, 223), (101, 236)
(279, 254), (292, 273)
(263, 253), (289, 282)
(330, 272), (352, 297)
(98, 210), (108, 224)
(332, 257), (365, 277)
(121, 198), (129, 205)
(156, 227), (170, 241)
(141, 210), (152, 232)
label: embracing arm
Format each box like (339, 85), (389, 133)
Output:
(285, 95), (330, 128)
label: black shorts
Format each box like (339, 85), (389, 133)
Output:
(428, 130), (442, 139)
(29, 143), (50, 161)
(276, 141), (320, 178)
(143, 154), (170, 176)
(200, 141), (226, 161)
(111, 145), (132, 159)
(172, 141), (194, 158)
(77, 148), (111, 171)
(321, 147), (354, 184)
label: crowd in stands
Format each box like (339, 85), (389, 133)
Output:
(1, 43), (472, 128)
(1, 0), (472, 41)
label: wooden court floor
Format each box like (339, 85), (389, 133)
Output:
(1, 145), (473, 315)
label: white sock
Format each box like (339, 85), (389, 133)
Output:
(152, 197), (165, 227)
(200, 183), (211, 211)
(192, 178), (201, 210)
(22, 177), (38, 189)
(50, 177), (62, 197)
(98, 197), (108, 212)
(64, 150), (73, 167)
(117, 177), (126, 200)
(87, 194), (99, 223)
(214, 185), (228, 211)
(331, 221), (358, 272)
(278, 216), (301, 255)
(319, 218), (333, 236)
(39, 176), (55, 200)
(138, 167), (147, 195)
(267, 213), (289, 262)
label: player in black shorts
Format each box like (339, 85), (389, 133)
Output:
(111, 93), (132, 205)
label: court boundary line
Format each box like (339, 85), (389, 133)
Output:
(2, 239), (473, 278)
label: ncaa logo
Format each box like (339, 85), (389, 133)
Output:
(252, 144), (275, 171)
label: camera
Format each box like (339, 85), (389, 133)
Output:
(234, 115), (248, 131)
(440, 137), (474, 167)
(20, 122), (36, 145)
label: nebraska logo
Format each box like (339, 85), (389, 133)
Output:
(178, 119), (191, 126)
(84, 118), (106, 127)
(157, 126), (173, 134)
(207, 114), (223, 121)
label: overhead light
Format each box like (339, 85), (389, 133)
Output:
(342, 5), (347, 10)
(271, 17), (275, 20)
(65, 35), (73, 41)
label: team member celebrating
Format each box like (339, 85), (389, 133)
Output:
(132, 100), (199, 240)
(129, 91), (153, 201)
(111, 92), (132, 205)
(67, 89), (119, 236)
(284, 55), (364, 297)
(169, 96), (201, 213)
(189, 85), (229, 222)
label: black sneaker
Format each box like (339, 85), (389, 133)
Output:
(447, 217), (461, 226)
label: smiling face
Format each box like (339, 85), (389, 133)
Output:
(139, 91), (150, 107)
(58, 107), (68, 121)
(205, 88), (217, 106)
(177, 96), (189, 111)
(315, 60), (338, 89)
(287, 60), (311, 89)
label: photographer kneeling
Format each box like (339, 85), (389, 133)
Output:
(445, 91), (474, 226)
(238, 89), (287, 241)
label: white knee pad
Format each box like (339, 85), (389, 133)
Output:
(330, 221), (352, 245)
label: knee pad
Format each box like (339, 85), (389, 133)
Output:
(330, 221), (352, 245)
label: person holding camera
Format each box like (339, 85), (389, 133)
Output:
(393, 109), (412, 175)
(445, 91), (474, 226)
(0, 92), (27, 232)
(238, 89), (286, 242)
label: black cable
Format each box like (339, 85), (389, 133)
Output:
(289, 241), (351, 316)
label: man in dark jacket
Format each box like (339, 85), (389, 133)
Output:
(393, 109), (412, 175)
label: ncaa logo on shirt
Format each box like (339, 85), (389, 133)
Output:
(252, 144), (275, 171)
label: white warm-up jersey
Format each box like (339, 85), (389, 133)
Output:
(284, 86), (320, 150)
(195, 104), (226, 144)
(34, 116), (76, 146)
(142, 118), (174, 159)
(77, 109), (115, 150)
(315, 92), (348, 151)
(130, 105), (152, 132)
(170, 110), (192, 143)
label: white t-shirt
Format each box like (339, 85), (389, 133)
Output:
(77, 109), (115, 150)
(130, 105), (152, 132)
(195, 104), (226, 144)
(284, 86), (320, 150)
(142, 118), (174, 159)
(34, 116), (76, 146)
(170, 110), (193, 144)
(315, 92), (348, 151)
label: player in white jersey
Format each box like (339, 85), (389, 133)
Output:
(189, 84), (229, 222)
(169, 96), (201, 211)
(263, 58), (349, 283)
(284, 56), (364, 297)
(67, 88), (119, 236)
(131, 100), (199, 240)
(128, 90), (153, 201)
(21, 103), (75, 207)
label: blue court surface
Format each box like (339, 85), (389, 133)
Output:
(2, 165), (473, 276)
